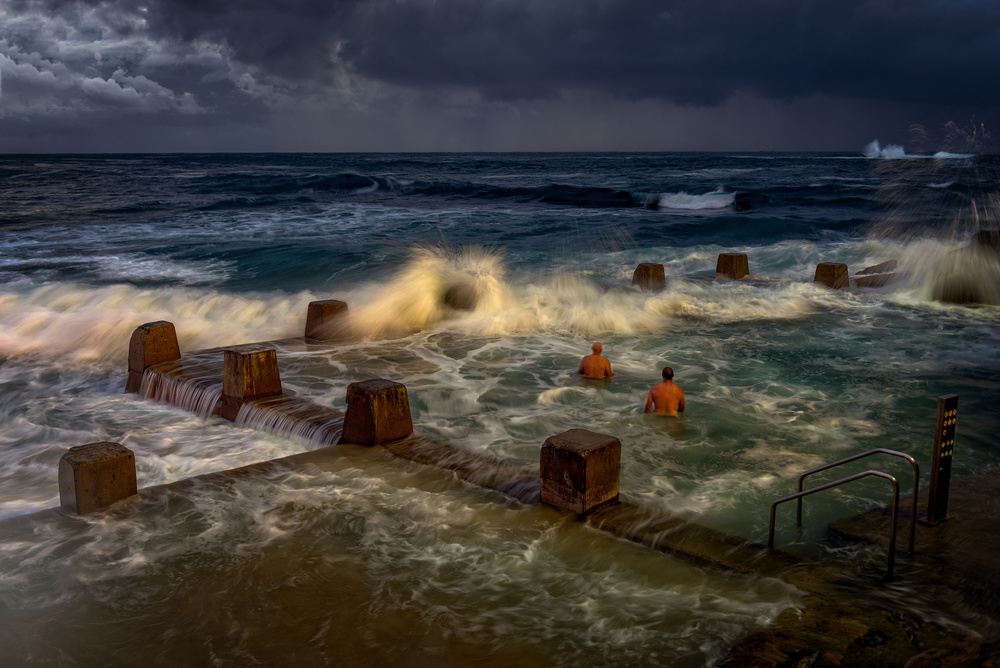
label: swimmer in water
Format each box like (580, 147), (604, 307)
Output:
(578, 342), (614, 379)
(644, 366), (685, 416)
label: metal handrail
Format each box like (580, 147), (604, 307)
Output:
(796, 448), (918, 553)
(769, 470), (900, 577)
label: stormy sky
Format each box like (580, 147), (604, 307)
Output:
(1, 0), (998, 153)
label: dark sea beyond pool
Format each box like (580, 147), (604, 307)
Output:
(1, 151), (998, 665)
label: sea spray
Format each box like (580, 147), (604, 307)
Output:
(864, 139), (907, 159)
(0, 283), (316, 369)
(349, 245), (512, 338)
(864, 152), (1000, 303)
(897, 238), (1000, 305)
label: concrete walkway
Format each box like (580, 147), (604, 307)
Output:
(831, 467), (1000, 618)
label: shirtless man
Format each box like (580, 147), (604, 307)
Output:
(578, 342), (614, 379)
(644, 367), (685, 415)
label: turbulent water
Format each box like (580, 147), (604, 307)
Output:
(1, 152), (999, 665)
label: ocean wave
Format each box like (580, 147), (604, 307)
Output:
(864, 140), (975, 160)
(6, 239), (994, 371)
(864, 140), (907, 159)
(0, 284), (314, 368)
(932, 151), (974, 159)
(345, 245), (821, 339)
(657, 188), (736, 210)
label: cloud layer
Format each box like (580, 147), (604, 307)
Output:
(2, 0), (998, 151)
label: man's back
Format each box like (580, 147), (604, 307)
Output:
(645, 380), (685, 416)
(578, 342), (614, 379)
(579, 353), (613, 378)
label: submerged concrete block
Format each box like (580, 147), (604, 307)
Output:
(814, 262), (849, 289)
(444, 284), (477, 310)
(342, 379), (413, 446)
(305, 299), (350, 341)
(716, 253), (749, 280)
(857, 260), (898, 276)
(854, 260), (898, 288)
(126, 321), (181, 393)
(221, 344), (282, 421)
(854, 272), (898, 288)
(59, 442), (138, 515)
(540, 428), (621, 515)
(972, 229), (1000, 254)
(632, 263), (667, 291)
(933, 274), (988, 305)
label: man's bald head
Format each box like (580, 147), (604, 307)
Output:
(592, 342), (602, 354)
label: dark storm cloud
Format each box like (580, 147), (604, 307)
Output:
(1, 0), (998, 151)
(130, 0), (1000, 107)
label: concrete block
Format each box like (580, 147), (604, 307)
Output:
(126, 321), (181, 393)
(342, 379), (413, 446)
(304, 300), (350, 341)
(853, 272), (898, 288)
(853, 260), (898, 288)
(59, 442), (138, 515)
(221, 344), (282, 421)
(972, 229), (1000, 254)
(540, 428), (621, 515)
(716, 253), (749, 280)
(444, 284), (477, 310)
(814, 262), (849, 289)
(632, 263), (667, 291)
(857, 260), (898, 276)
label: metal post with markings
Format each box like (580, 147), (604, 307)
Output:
(926, 394), (958, 525)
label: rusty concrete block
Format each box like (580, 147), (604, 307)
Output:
(221, 344), (282, 421)
(540, 429), (621, 515)
(716, 253), (749, 280)
(632, 263), (667, 291)
(304, 299), (350, 341)
(814, 262), (849, 289)
(126, 321), (181, 393)
(342, 379), (413, 446)
(59, 442), (138, 515)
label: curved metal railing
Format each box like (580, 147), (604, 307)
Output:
(769, 470), (900, 577)
(796, 448), (918, 553)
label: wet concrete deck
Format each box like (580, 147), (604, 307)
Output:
(830, 467), (1000, 618)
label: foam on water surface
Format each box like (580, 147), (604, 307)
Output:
(0, 447), (803, 666)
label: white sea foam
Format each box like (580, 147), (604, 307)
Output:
(537, 386), (593, 405)
(657, 187), (735, 210)
(864, 140), (974, 160)
(864, 139), (907, 159)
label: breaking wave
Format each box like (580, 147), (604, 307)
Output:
(864, 140), (974, 160)
(864, 140), (908, 159)
(657, 188), (737, 210)
(0, 284), (313, 369)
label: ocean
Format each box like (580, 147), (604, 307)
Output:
(1, 152), (998, 665)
